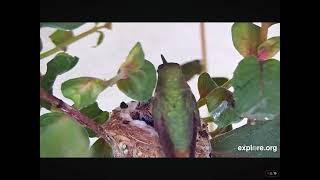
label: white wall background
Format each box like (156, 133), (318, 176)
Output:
(40, 23), (280, 144)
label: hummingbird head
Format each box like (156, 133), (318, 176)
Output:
(157, 54), (183, 76)
(156, 54), (186, 88)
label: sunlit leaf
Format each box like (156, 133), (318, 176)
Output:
(257, 36), (280, 61)
(61, 77), (107, 109)
(232, 23), (260, 57)
(120, 42), (145, 71)
(117, 43), (156, 101)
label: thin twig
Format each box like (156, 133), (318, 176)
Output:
(40, 87), (105, 137)
(40, 24), (108, 60)
(200, 23), (208, 72)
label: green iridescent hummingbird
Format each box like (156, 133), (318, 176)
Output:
(152, 55), (200, 157)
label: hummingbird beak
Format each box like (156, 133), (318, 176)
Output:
(161, 54), (168, 64)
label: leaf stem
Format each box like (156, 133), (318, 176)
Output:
(40, 24), (107, 60)
(221, 79), (232, 89)
(103, 73), (125, 88)
(40, 87), (105, 137)
(200, 23), (208, 72)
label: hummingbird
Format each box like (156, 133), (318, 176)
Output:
(152, 54), (200, 157)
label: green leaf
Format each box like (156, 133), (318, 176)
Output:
(232, 23), (260, 57)
(118, 60), (156, 101)
(117, 43), (156, 101)
(80, 102), (109, 137)
(257, 36), (280, 61)
(80, 102), (109, 124)
(41, 52), (79, 93)
(211, 115), (280, 157)
(40, 100), (51, 110)
(90, 138), (113, 157)
(197, 98), (207, 108)
(49, 30), (74, 51)
(212, 77), (229, 86)
(206, 87), (241, 128)
(197, 75), (229, 108)
(40, 23), (85, 31)
(198, 72), (218, 99)
(40, 113), (90, 157)
(61, 77), (107, 109)
(85, 129), (96, 138)
(233, 57), (280, 120)
(207, 88), (233, 112)
(120, 42), (145, 71)
(93, 31), (105, 48)
(40, 53), (79, 110)
(181, 60), (202, 81)
(40, 112), (64, 127)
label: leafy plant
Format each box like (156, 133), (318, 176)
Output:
(40, 22), (280, 158)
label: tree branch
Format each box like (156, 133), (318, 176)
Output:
(40, 87), (105, 137)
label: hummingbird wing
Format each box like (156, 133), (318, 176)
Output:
(174, 90), (201, 157)
(187, 91), (201, 157)
(154, 116), (175, 157)
(152, 95), (175, 157)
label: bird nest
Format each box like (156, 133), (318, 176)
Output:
(100, 100), (212, 158)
